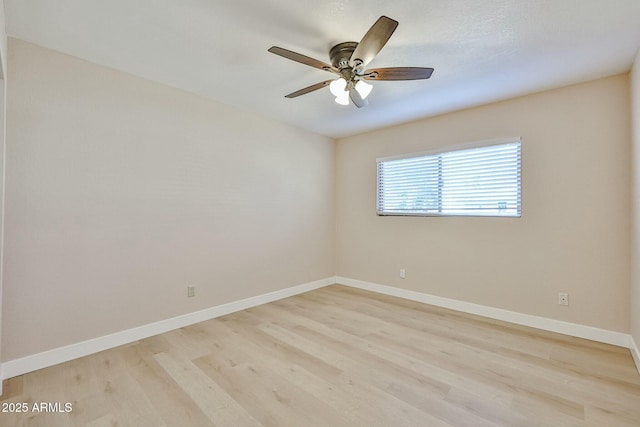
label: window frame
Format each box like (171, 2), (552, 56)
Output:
(376, 137), (522, 218)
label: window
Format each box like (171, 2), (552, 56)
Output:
(376, 139), (521, 217)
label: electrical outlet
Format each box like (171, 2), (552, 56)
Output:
(399, 269), (406, 279)
(558, 292), (569, 306)
(187, 286), (196, 298)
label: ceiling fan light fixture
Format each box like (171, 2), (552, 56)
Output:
(268, 16), (433, 108)
(329, 78), (348, 96)
(335, 91), (350, 105)
(355, 80), (373, 99)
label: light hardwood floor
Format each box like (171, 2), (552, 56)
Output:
(2, 285), (640, 426)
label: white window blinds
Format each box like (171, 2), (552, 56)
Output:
(377, 140), (521, 217)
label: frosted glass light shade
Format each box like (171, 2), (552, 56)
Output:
(335, 91), (349, 105)
(329, 78), (347, 96)
(355, 80), (373, 99)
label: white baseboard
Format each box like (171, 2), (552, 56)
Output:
(3, 275), (639, 382)
(630, 335), (640, 376)
(1, 277), (335, 380)
(335, 276), (631, 348)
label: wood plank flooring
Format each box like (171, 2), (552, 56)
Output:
(2, 285), (640, 426)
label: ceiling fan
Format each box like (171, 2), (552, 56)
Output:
(268, 16), (434, 108)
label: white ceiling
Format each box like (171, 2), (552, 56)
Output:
(5, 0), (640, 138)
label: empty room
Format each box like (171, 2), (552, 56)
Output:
(1, 1), (640, 426)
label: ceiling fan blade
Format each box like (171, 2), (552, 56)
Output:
(349, 16), (398, 69)
(349, 88), (368, 108)
(268, 46), (338, 74)
(284, 80), (333, 98)
(362, 67), (434, 81)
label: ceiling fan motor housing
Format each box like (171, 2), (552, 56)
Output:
(330, 41), (359, 70)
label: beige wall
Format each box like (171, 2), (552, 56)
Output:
(0, 0), (5, 77)
(0, 81), (4, 382)
(336, 75), (631, 332)
(0, 37), (635, 365)
(0, 0), (6, 389)
(632, 50), (640, 346)
(1, 39), (335, 361)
